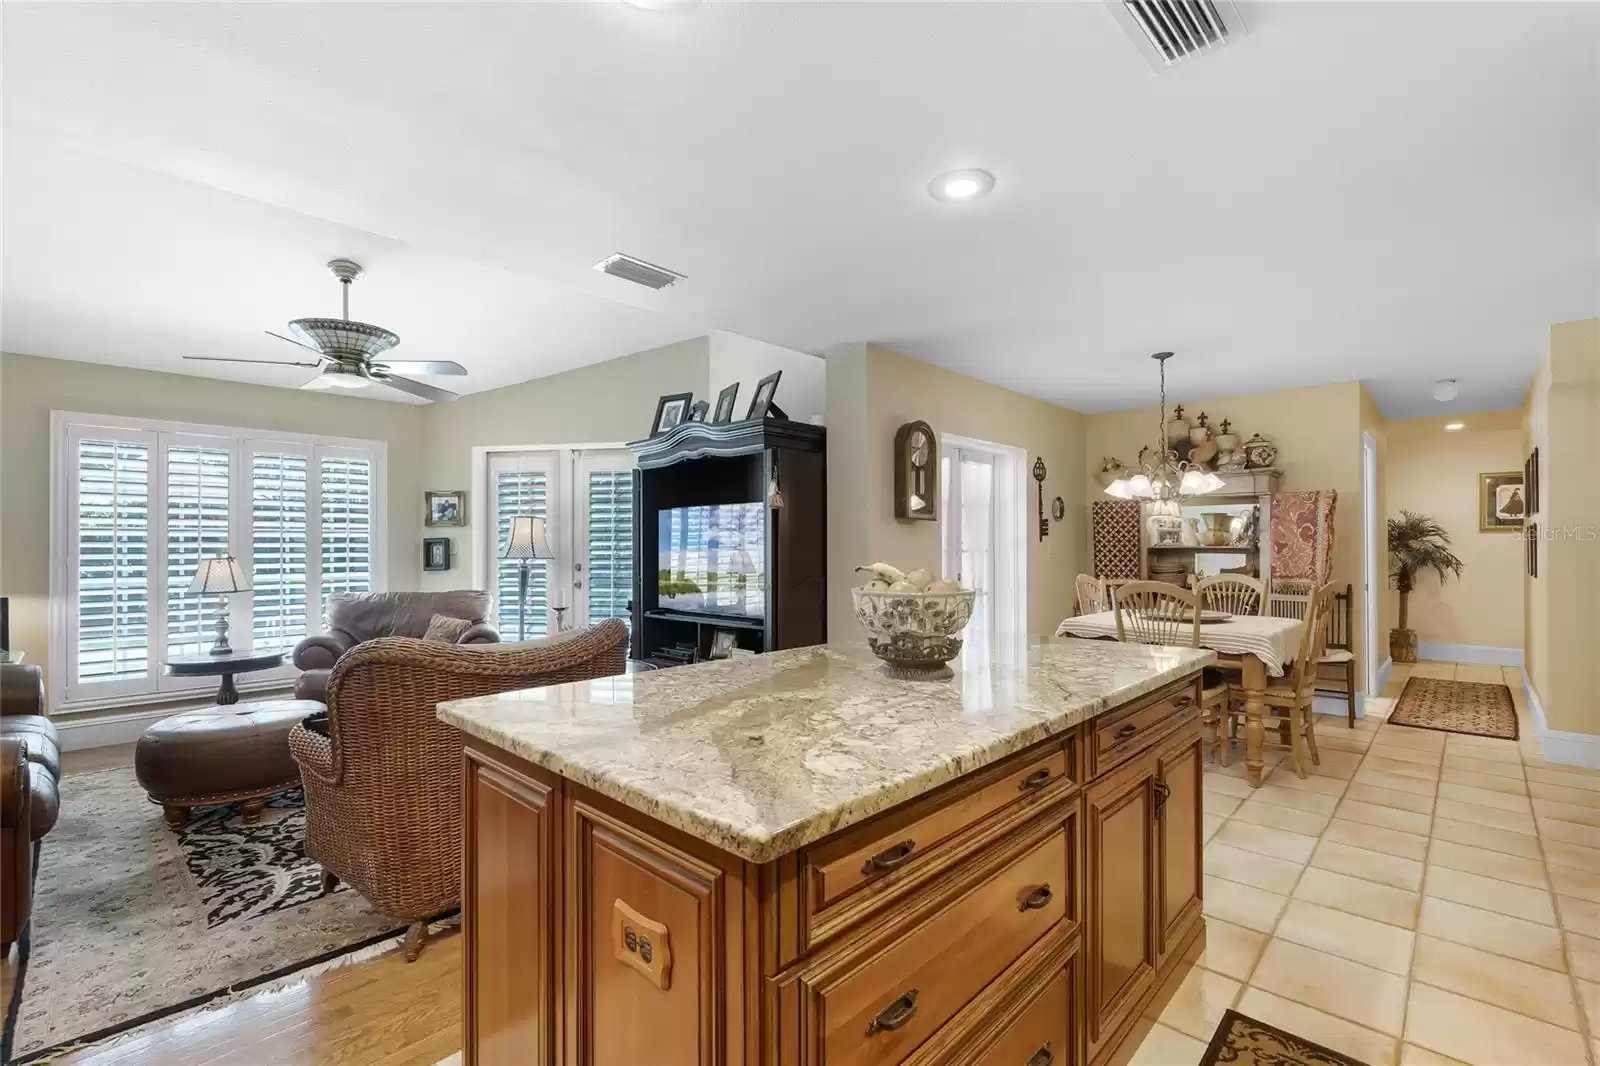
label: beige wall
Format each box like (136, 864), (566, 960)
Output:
(1083, 382), (1371, 682)
(415, 337), (709, 591)
(1384, 410), (1524, 650)
(826, 344), (1086, 641)
(0, 352), (426, 698)
(707, 332), (826, 425)
(1526, 318), (1600, 736)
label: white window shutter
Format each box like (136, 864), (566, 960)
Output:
(251, 450), (310, 648)
(164, 443), (231, 658)
(584, 469), (634, 628)
(495, 471), (549, 638)
(318, 452), (373, 623)
(74, 438), (151, 683)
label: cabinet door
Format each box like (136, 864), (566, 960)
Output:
(1155, 726), (1205, 966)
(566, 799), (731, 1066)
(1083, 755), (1157, 1061)
(464, 751), (559, 1066)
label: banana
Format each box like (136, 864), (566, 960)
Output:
(855, 562), (906, 585)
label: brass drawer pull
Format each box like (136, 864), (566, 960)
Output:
(1115, 723), (1138, 740)
(1018, 769), (1052, 791)
(861, 839), (917, 874)
(1018, 884), (1054, 911)
(865, 989), (919, 1035)
(1173, 694), (1195, 709)
(1027, 1045), (1054, 1066)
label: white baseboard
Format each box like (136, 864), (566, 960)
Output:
(55, 684), (296, 751)
(1313, 693), (1363, 719)
(1416, 642), (1524, 667)
(1524, 675), (1600, 770)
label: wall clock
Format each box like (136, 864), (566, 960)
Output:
(894, 421), (938, 521)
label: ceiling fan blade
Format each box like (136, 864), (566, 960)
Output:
(376, 359), (468, 376)
(265, 330), (329, 357)
(185, 355), (323, 368)
(375, 373), (458, 403)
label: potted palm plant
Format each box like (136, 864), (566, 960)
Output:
(1388, 510), (1465, 663)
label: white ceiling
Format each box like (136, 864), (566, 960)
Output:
(4, 1), (1597, 416)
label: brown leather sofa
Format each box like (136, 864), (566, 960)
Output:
(3, 663), (60, 957)
(291, 590), (500, 703)
(287, 621), (628, 959)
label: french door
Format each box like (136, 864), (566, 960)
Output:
(485, 448), (635, 639)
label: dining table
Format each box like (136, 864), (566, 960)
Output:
(1056, 609), (1305, 787)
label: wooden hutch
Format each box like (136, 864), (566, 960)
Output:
(1137, 469), (1281, 585)
(629, 418), (827, 666)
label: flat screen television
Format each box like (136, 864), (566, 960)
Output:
(657, 503), (766, 619)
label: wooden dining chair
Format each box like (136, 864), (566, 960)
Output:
(1111, 581), (1231, 762)
(1075, 574), (1107, 616)
(1224, 582), (1338, 778)
(1267, 578), (1314, 621)
(1313, 584), (1358, 727)
(1194, 574), (1265, 617)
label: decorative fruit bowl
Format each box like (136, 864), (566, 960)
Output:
(852, 587), (976, 680)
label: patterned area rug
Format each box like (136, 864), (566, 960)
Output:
(3, 768), (401, 1061)
(1387, 676), (1519, 740)
(1202, 1009), (1368, 1066)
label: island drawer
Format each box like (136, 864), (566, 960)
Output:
(972, 966), (1073, 1066)
(1088, 678), (1200, 778)
(812, 827), (1069, 1066)
(799, 739), (1076, 949)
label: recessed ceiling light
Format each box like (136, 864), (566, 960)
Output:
(1444, 422), (1465, 432)
(928, 169), (995, 203)
(1432, 379), (1460, 402)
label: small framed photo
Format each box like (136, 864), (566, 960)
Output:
(1526, 523), (1539, 578)
(744, 370), (783, 421)
(425, 490), (466, 527)
(687, 400), (710, 423)
(708, 629), (737, 660)
(1479, 470), (1526, 533)
(651, 392), (694, 437)
(1525, 447), (1540, 514)
(422, 537), (451, 572)
(713, 382), (740, 424)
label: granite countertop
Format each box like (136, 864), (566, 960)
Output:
(437, 637), (1213, 863)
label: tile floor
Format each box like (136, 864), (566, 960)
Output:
(1130, 661), (1600, 1066)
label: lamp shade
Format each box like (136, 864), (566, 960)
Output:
(188, 555), (250, 595)
(502, 515), (554, 560)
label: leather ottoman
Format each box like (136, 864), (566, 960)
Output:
(134, 700), (322, 830)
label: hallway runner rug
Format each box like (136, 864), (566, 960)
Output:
(1386, 676), (1518, 740)
(1201, 1010), (1369, 1066)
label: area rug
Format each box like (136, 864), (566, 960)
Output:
(2, 767), (404, 1062)
(1201, 1009), (1368, 1066)
(1387, 676), (1518, 740)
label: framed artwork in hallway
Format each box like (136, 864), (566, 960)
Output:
(1478, 470), (1525, 532)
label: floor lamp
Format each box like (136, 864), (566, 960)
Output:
(501, 515), (554, 641)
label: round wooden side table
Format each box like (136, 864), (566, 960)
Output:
(163, 648), (286, 705)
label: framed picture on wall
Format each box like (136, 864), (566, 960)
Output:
(425, 490), (466, 527)
(423, 538), (451, 572)
(1479, 470), (1526, 533)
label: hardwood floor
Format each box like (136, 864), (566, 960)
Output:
(51, 932), (461, 1066)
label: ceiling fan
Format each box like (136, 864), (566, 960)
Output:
(184, 259), (467, 403)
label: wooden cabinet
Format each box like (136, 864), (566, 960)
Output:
(461, 675), (1205, 1066)
(1155, 729), (1204, 966)
(462, 750), (559, 1066)
(1083, 755), (1157, 1062)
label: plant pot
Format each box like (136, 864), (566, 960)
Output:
(1390, 627), (1418, 664)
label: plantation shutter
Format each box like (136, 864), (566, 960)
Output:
(251, 450), (310, 647)
(319, 452), (374, 623)
(164, 442), (232, 658)
(584, 468), (634, 628)
(74, 437), (151, 684)
(495, 470), (549, 638)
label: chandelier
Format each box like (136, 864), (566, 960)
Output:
(1104, 352), (1225, 502)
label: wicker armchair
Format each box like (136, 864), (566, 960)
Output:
(287, 619), (629, 959)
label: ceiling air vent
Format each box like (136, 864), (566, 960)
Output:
(593, 253), (686, 290)
(1111, 0), (1245, 70)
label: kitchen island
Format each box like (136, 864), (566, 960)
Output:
(439, 636), (1214, 1066)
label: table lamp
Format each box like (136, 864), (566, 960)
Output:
(501, 515), (553, 641)
(188, 555), (251, 655)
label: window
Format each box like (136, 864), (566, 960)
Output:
(51, 413), (386, 709)
(940, 435), (1028, 655)
(479, 447), (635, 638)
